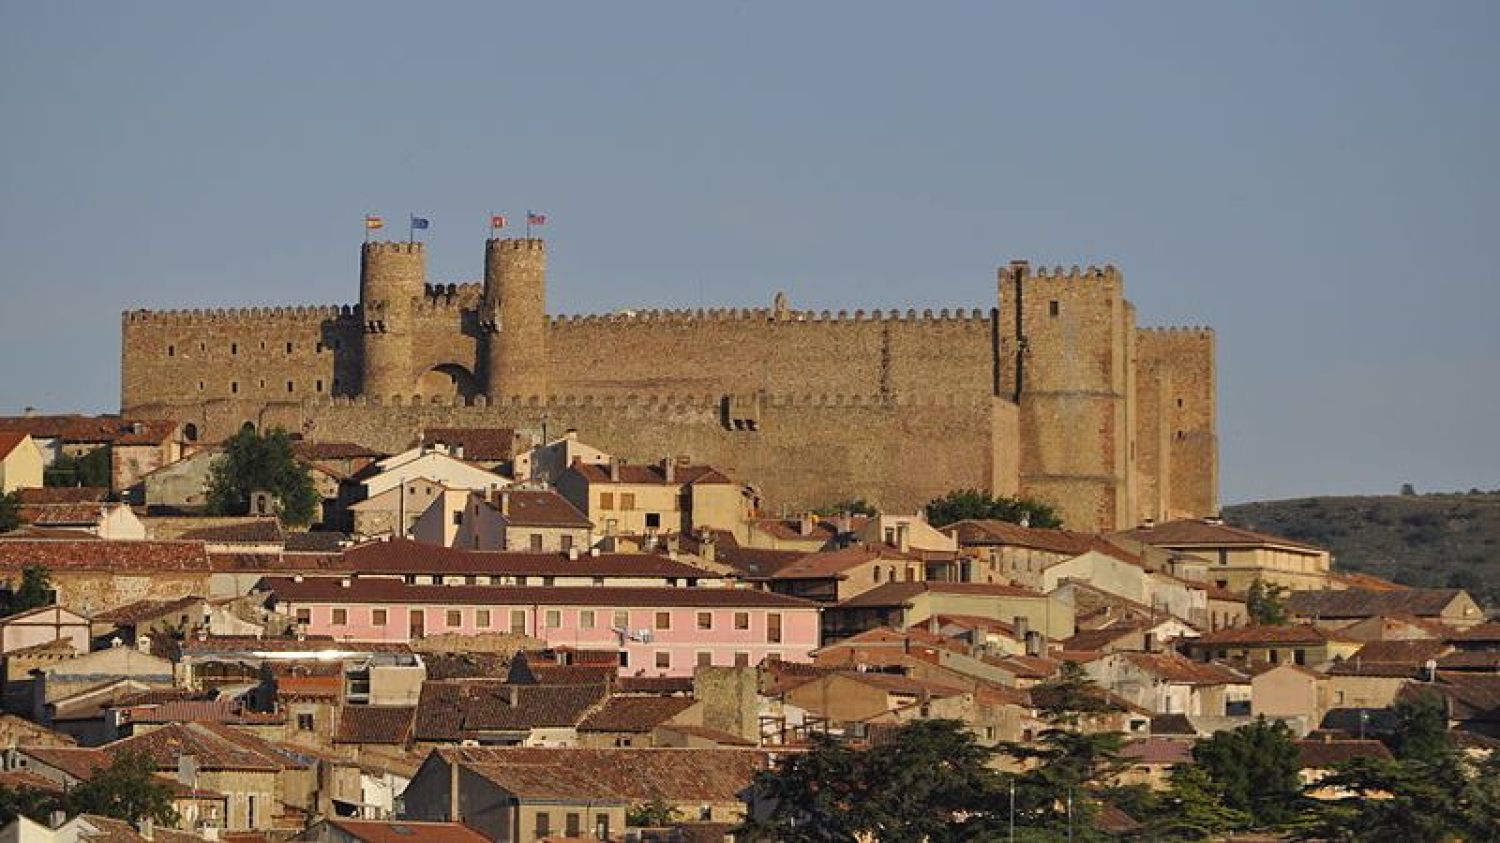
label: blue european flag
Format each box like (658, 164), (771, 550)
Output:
(410, 216), (430, 230)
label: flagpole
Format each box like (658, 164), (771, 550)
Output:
(408, 214), (414, 244)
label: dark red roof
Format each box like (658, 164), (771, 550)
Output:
(334, 706), (415, 745)
(292, 442), (386, 461)
(420, 428), (518, 462)
(578, 696), (695, 732)
(1115, 519), (1325, 553)
(0, 540), (210, 572)
(570, 462), (733, 486)
(1295, 739), (1393, 769)
(835, 580), (1044, 608)
(414, 680), (608, 740)
(942, 520), (1098, 554)
(1190, 624), (1332, 647)
(263, 576), (817, 609)
(105, 721), (299, 771)
(16, 487), (109, 505)
(339, 539), (716, 579)
(324, 820), (488, 843)
(0, 415), (168, 445)
(180, 520), (284, 544)
(493, 490), (592, 528)
(769, 545), (919, 580)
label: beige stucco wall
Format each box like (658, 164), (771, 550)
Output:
(0, 437), (43, 494)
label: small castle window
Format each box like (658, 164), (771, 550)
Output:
(259, 379), (266, 389)
(286, 381), (295, 393)
(1177, 398), (1184, 408)
(316, 342), (324, 353)
(231, 343), (238, 355)
(197, 381), (205, 392)
(1049, 300), (1060, 317)
(286, 342), (294, 354)
(167, 345), (175, 357)
(316, 379), (324, 392)
(199, 342), (206, 352)
(230, 381), (239, 394)
(260, 340), (266, 350)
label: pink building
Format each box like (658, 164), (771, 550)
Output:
(262, 577), (820, 678)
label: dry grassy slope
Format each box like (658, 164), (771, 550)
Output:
(1223, 492), (1500, 608)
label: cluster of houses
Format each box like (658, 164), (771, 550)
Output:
(0, 413), (1495, 842)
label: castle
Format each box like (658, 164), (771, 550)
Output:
(120, 238), (1217, 531)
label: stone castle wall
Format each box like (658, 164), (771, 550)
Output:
(118, 240), (1216, 530)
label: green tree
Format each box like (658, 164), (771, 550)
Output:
(1144, 764), (1249, 841)
(1245, 579), (1290, 626)
(63, 749), (178, 827)
(44, 446), (112, 488)
(1388, 690), (1451, 764)
(811, 498), (878, 518)
(5, 566), (53, 616)
(0, 782), (60, 824)
(1192, 718), (1302, 829)
(742, 720), (1000, 842)
(0, 492), (20, 533)
(204, 427), (319, 527)
(924, 488), (1062, 529)
(626, 798), (681, 827)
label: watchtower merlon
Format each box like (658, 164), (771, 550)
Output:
(359, 241), (426, 398)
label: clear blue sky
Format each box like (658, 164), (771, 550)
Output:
(1, 2), (1495, 504)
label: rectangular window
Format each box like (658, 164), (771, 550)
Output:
(580, 610), (595, 629)
(697, 612), (713, 630)
(734, 652), (750, 667)
(286, 380), (294, 393)
(621, 493), (636, 510)
(561, 535), (574, 551)
(331, 608), (347, 626)
(655, 611), (672, 630)
(645, 512), (661, 529)
(315, 379), (324, 393)
(295, 608), (311, 625)
(371, 609), (387, 625)
(286, 342), (294, 353)
(476, 609), (491, 628)
(599, 492), (614, 510)
(297, 713), (314, 731)
(734, 612), (749, 630)
(1049, 300), (1060, 317)
(535, 812), (549, 838)
(510, 610), (527, 634)
(530, 534), (544, 551)
(452, 511), (463, 526)
(768, 613), (782, 643)
(613, 610), (629, 630)
(566, 813), (580, 837)
(655, 651), (671, 670)
(697, 652), (713, 668)
(546, 610), (561, 628)
(446, 610), (462, 627)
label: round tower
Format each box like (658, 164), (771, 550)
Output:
(482, 238), (548, 399)
(359, 241), (425, 398)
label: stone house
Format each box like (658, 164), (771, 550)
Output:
(1181, 624), (1361, 669)
(297, 819), (489, 843)
(109, 421), (184, 501)
(32, 645), (176, 724)
(1111, 518), (1331, 592)
(823, 580), (1072, 644)
(1286, 588), (1485, 631)
(175, 637), (424, 706)
(364, 447), (511, 500)
(139, 448), (221, 514)
(1251, 663), (1331, 726)
(767, 544), (926, 604)
(92, 596), (210, 646)
(0, 539), (214, 618)
(1084, 651), (1250, 716)
(403, 746), (768, 841)
(556, 459), (750, 542)
(412, 663), (610, 747)
(0, 434), (44, 494)
(510, 429), (611, 486)
(417, 428), (521, 472)
(412, 489), (592, 553)
(576, 695), (700, 748)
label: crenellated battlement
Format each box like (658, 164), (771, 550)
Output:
(999, 262), (1122, 283)
(301, 389), (991, 411)
(1138, 325), (1215, 336)
(487, 238), (546, 252)
(362, 240), (425, 255)
(124, 305), (357, 324)
(545, 306), (992, 327)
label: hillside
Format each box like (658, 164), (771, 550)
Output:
(1223, 491), (1500, 608)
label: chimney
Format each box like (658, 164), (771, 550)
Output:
(609, 458), (621, 483)
(662, 457), (675, 484)
(701, 533), (717, 564)
(23, 407), (36, 418)
(1144, 632), (1158, 653)
(500, 492), (510, 517)
(564, 428), (578, 442)
(453, 443), (465, 459)
(1140, 516), (1156, 529)
(340, 576), (352, 588)
(1013, 616), (1029, 641)
(798, 515), (815, 537)
(568, 546), (580, 561)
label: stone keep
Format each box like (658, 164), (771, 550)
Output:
(119, 239), (1218, 531)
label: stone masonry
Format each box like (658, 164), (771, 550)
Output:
(119, 239), (1217, 530)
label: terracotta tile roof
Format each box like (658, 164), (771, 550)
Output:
(1435, 650), (1500, 670)
(491, 490), (592, 528)
(0, 539), (211, 572)
(94, 596), (205, 625)
(180, 519), (284, 544)
(1114, 518), (1325, 553)
(530, 664), (618, 686)
(20, 502), (116, 526)
(421, 651), (511, 680)
(420, 428), (518, 462)
(334, 706), (415, 745)
(711, 546), (808, 579)
(115, 700), (286, 726)
(836, 671), (968, 697)
(413, 680), (608, 740)
(263, 576), (816, 609)
(338, 539), (716, 579)
(931, 613), (1019, 637)
(652, 724), (754, 746)
(942, 520), (1098, 555)
(0, 415), (169, 445)
(1063, 625), (1145, 651)
(1191, 624), (1332, 647)
(325, 820), (488, 843)
(292, 442), (386, 461)
(284, 531), (352, 552)
(834, 580), (1044, 608)
(0, 433), (32, 462)
(1345, 639), (1451, 665)
(748, 518), (857, 542)
(616, 676), (694, 694)
(443, 746), (768, 803)
(1149, 713), (1197, 736)
(1449, 622), (1500, 644)
(1286, 588), (1469, 620)
(1404, 672), (1500, 720)
(1327, 571), (1408, 592)
(106, 721), (300, 771)
(0, 770), (65, 793)
(16, 487), (109, 505)
(1295, 739), (1393, 769)
(570, 462), (734, 486)
(1118, 653), (1247, 685)
(112, 421), (180, 447)
(769, 545), (918, 580)
(177, 636), (413, 656)
(13, 746), (109, 780)
(73, 813), (207, 843)
(1120, 737), (1195, 765)
(579, 696), (695, 732)
(989, 654), (1064, 680)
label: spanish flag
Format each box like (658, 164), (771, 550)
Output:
(490, 214), (507, 230)
(365, 215), (384, 230)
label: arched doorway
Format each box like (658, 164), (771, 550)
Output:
(416, 364), (480, 402)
